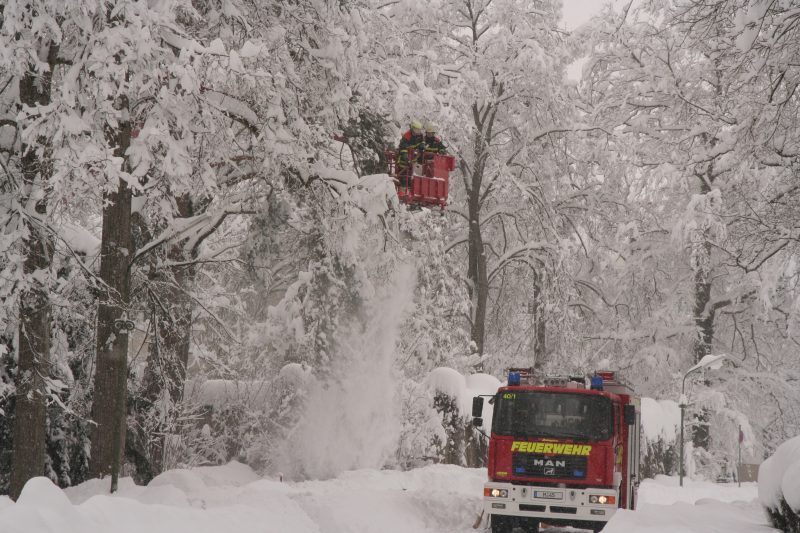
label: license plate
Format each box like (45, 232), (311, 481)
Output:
(534, 490), (563, 500)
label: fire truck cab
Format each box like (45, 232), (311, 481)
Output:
(472, 369), (641, 533)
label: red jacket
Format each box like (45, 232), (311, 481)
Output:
(399, 130), (425, 164)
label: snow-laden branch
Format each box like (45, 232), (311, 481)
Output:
(529, 124), (611, 143)
(444, 232), (469, 253)
(130, 208), (253, 266)
(445, 206), (469, 222)
(159, 28), (208, 55)
(131, 213), (216, 264)
(202, 89), (259, 133)
(479, 207), (516, 226)
(159, 28), (260, 132)
(31, 218), (114, 299)
(487, 241), (553, 283)
(698, 288), (757, 319)
(212, 155), (259, 188)
(574, 278), (620, 311)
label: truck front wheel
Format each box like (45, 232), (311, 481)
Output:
(592, 522), (606, 533)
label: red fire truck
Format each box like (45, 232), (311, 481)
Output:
(472, 369), (641, 533)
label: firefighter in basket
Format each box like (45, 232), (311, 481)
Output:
(422, 121), (447, 154)
(397, 120), (425, 187)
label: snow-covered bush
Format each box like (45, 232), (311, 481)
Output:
(640, 398), (681, 478)
(420, 368), (500, 468)
(759, 435), (800, 533)
(638, 393), (758, 483)
(429, 391), (485, 467)
(396, 379), (448, 469)
(177, 372), (311, 476)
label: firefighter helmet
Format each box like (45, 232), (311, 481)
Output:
(410, 120), (423, 134)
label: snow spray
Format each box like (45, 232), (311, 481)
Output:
(278, 262), (416, 480)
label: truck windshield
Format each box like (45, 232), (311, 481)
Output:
(492, 391), (613, 441)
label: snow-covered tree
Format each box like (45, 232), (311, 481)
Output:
(578, 0), (800, 472)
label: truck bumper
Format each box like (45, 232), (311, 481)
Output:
(483, 481), (619, 524)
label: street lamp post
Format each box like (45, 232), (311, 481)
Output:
(679, 375), (690, 487)
(679, 354), (727, 487)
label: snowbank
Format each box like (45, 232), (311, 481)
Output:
(0, 462), (486, 533)
(759, 435), (800, 511)
(759, 435), (800, 531)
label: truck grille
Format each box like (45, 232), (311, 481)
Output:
(512, 453), (588, 479)
(519, 504), (546, 512)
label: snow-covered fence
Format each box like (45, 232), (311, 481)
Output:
(759, 435), (800, 533)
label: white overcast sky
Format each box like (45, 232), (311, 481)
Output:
(561, 0), (608, 30)
(561, 0), (614, 79)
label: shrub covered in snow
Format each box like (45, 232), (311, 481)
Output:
(640, 398), (681, 479)
(759, 435), (800, 532)
(423, 368), (500, 467)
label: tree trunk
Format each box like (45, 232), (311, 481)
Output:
(532, 269), (546, 370)
(691, 179), (713, 450)
(467, 189), (488, 359)
(89, 98), (133, 483)
(466, 116), (492, 362)
(692, 246), (714, 364)
(10, 54), (55, 501)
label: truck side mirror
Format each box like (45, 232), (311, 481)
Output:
(473, 417), (483, 428)
(472, 396), (484, 418)
(624, 404), (636, 426)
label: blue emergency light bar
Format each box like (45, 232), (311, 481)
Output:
(590, 375), (604, 390)
(508, 372), (521, 386)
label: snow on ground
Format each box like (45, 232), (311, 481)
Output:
(0, 463), (778, 533)
(0, 463), (485, 533)
(637, 474), (759, 505)
(604, 476), (775, 533)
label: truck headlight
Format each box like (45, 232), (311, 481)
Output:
(589, 495), (615, 505)
(484, 488), (508, 498)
